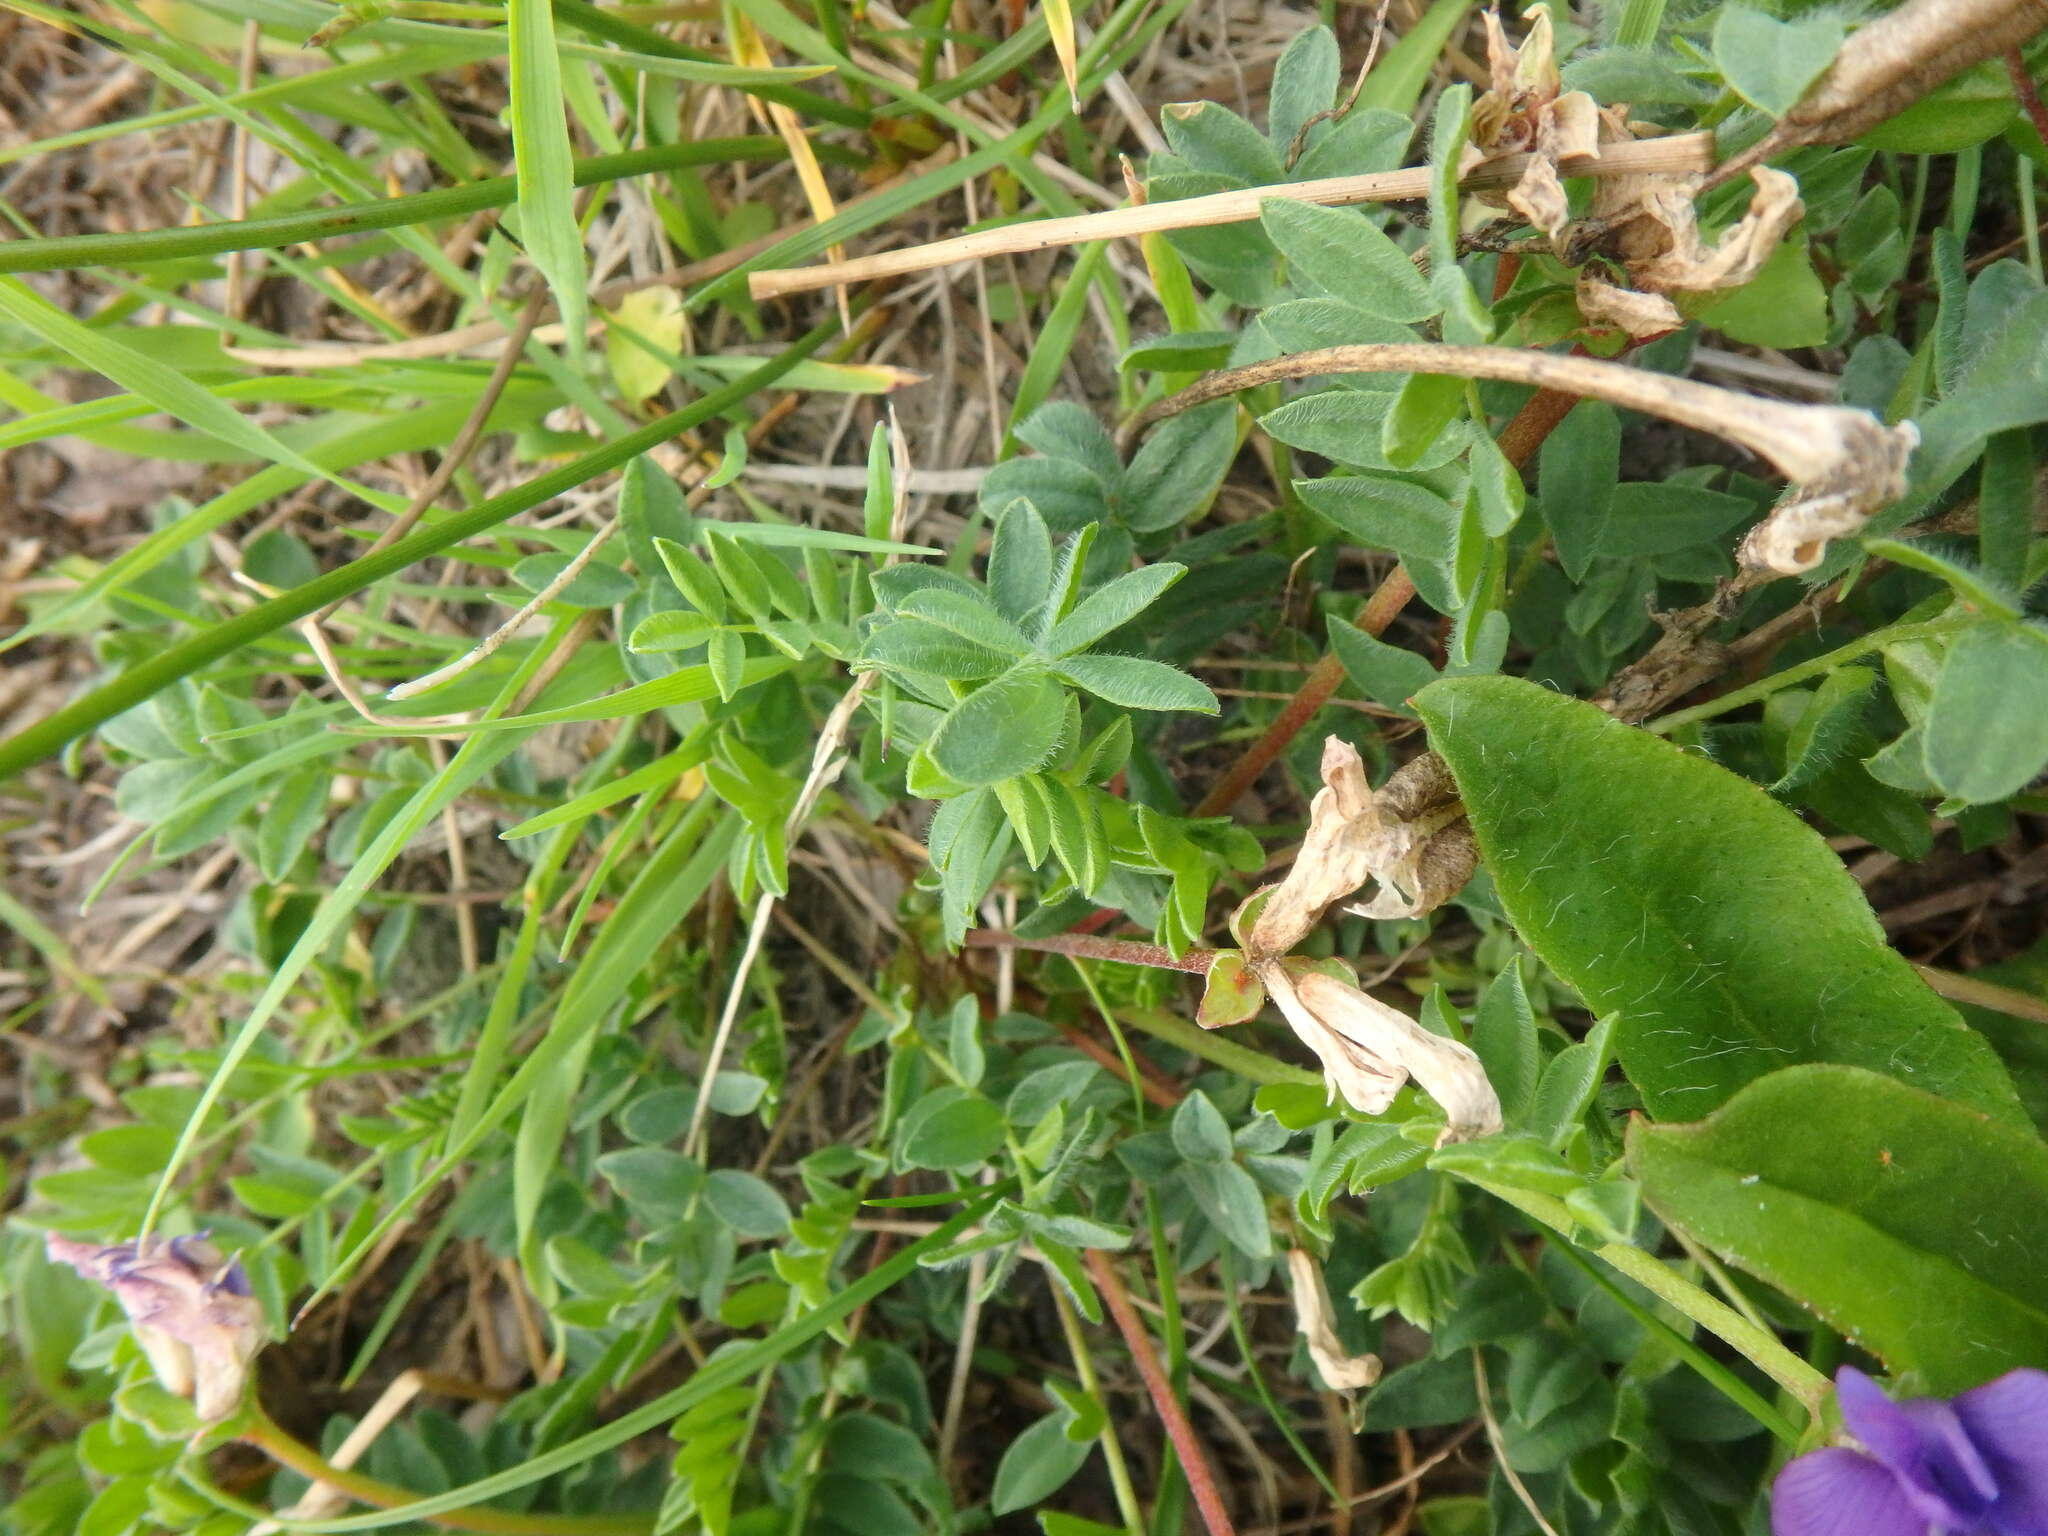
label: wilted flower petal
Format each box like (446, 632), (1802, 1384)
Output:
(1575, 276), (1682, 341)
(46, 1233), (265, 1422)
(1771, 1366), (2048, 1536)
(1285, 1248), (1382, 1391)
(1248, 741), (1474, 957)
(1628, 167), (1804, 295)
(1260, 965), (1504, 1142)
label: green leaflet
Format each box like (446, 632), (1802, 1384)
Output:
(1413, 675), (2023, 1123)
(1629, 1065), (2048, 1394)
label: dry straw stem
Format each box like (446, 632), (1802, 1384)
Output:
(1716, 0), (2048, 180)
(1125, 343), (1917, 573)
(747, 133), (1714, 300)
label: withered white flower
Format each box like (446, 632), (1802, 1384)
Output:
(1285, 1248), (1382, 1391)
(1248, 740), (1476, 958)
(46, 1233), (265, 1422)
(1574, 275), (1682, 341)
(1260, 964), (1504, 1143)
(1624, 167), (1804, 296)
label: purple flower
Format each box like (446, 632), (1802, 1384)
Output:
(1772, 1366), (2048, 1536)
(45, 1233), (265, 1422)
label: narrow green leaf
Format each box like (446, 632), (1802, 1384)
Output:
(927, 671), (1068, 787)
(1044, 563), (1186, 656)
(507, 0), (587, 355)
(1052, 655), (1217, 713)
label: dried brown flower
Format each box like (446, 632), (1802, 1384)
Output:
(1248, 741), (1476, 959)
(1260, 964), (1504, 1142)
(1286, 1248), (1382, 1390)
(46, 1233), (265, 1422)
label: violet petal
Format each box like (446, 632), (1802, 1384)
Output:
(1771, 1448), (1928, 1536)
(1839, 1366), (1999, 1528)
(1955, 1369), (2048, 1536)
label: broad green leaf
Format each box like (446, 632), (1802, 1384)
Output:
(1183, 1158), (1273, 1258)
(1262, 389), (1469, 473)
(511, 552), (635, 609)
(897, 1089), (1005, 1170)
(1170, 1089), (1234, 1163)
(1119, 402), (1238, 533)
(1629, 1065), (2048, 1393)
(1538, 401), (1620, 580)
(1923, 622), (2048, 803)
(1598, 483), (1755, 558)
(862, 619), (1012, 680)
(895, 588), (1031, 655)
(703, 1169), (792, 1238)
(988, 499), (1054, 622)
(1327, 614), (1438, 714)
(1298, 474), (1459, 566)
(1768, 666), (1880, 796)
(1382, 372), (1467, 468)
(1711, 6), (1845, 117)
(926, 671), (1067, 786)
(1413, 675), (2023, 1123)
(1052, 655), (1217, 713)
(1260, 199), (1435, 321)
(654, 537), (726, 620)
(1696, 239), (1829, 348)
(604, 288), (684, 403)
(1043, 564), (1186, 656)
(628, 611), (721, 653)
(1199, 952), (1266, 1028)
(1266, 25), (1339, 154)
(990, 1412), (1093, 1515)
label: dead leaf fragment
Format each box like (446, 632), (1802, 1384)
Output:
(1286, 1248), (1382, 1390)
(1248, 741), (1475, 958)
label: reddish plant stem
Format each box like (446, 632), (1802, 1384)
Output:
(2008, 48), (2048, 147)
(1082, 1248), (1238, 1536)
(1049, 1013), (1183, 1107)
(964, 928), (1216, 973)
(1189, 565), (1416, 818)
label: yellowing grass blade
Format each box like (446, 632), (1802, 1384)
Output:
(1043, 0), (1082, 110)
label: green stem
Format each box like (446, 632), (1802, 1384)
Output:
(1471, 1180), (1830, 1417)
(0, 319), (837, 784)
(0, 138), (788, 274)
(1123, 1008), (1321, 1089)
(1050, 1285), (1148, 1536)
(240, 1408), (654, 1536)
(1645, 619), (1969, 735)
(1541, 1235), (1802, 1445)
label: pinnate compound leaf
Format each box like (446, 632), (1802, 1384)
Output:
(1413, 675), (2024, 1123)
(1053, 655), (1217, 713)
(1044, 564), (1186, 656)
(1629, 1065), (2048, 1394)
(926, 671), (1067, 787)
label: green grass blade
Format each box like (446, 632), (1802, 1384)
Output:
(506, 0), (587, 359)
(0, 139), (784, 274)
(0, 318), (838, 782)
